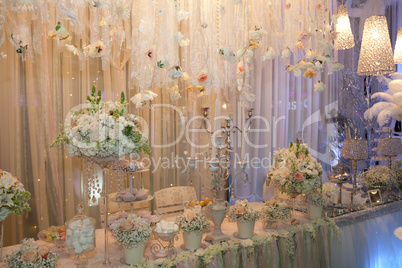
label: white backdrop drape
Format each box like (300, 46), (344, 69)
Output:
(0, 0), (342, 246)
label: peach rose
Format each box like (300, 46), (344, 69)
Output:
(303, 69), (317, 79)
(120, 221), (134, 232)
(235, 206), (247, 217)
(296, 41), (304, 50)
(197, 74), (208, 83)
(294, 172), (304, 181)
(21, 249), (38, 263)
(184, 210), (197, 222)
(38, 245), (49, 257)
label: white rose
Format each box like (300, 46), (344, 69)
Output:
(314, 81), (326, 92)
(281, 47), (292, 59)
(263, 47), (275, 61)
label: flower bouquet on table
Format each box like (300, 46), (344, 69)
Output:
(228, 200), (260, 239)
(358, 165), (397, 192)
(5, 238), (58, 268)
(110, 214), (151, 265)
(175, 208), (210, 250)
(51, 86), (150, 159)
(0, 170), (31, 221)
(322, 183), (339, 205)
(261, 200), (290, 230)
(268, 140), (323, 217)
(268, 140), (323, 196)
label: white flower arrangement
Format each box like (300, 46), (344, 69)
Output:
(51, 86), (150, 159)
(306, 192), (326, 207)
(5, 238), (58, 268)
(261, 200), (290, 222)
(110, 214), (151, 249)
(358, 165), (397, 188)
(0, 170), (31, 220)
(322, 183), (338, 202)
(175, 208), (210, 232)
(228, 199), (260, 222)
(268, 140), (323, 195)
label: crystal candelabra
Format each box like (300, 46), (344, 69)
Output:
(187, 107), (252, 243)
(340, 129), (368, 206)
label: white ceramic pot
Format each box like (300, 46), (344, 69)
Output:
(237, 220), (255, 239)
(183, 230), (203, 250)
(309, 204), (323, 220)
(123, 242), (145, 265)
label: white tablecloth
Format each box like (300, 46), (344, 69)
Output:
(1, 203), (311, 267)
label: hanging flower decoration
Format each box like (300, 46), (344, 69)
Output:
(110, 0), (130, 21)
(156, 7), (163, 15)
(237, 62), (245, 76)
(169, 85), (181, 102)
(83, 41), (105, 58)
(130, 90), (158, 109)
(17, 0), (34, 11)
(314, 80), (326, 92)
(157, 59), (167, 68)
(177, 10), (190, 22)
(263, 47), (275, 61)
(219, 46), (235, 61)
(296, 41), (304, 50)
(181, 72), (191, 83)
(169, 66), (183, 79)
(192, 70), (214, 88)
(48, 22), (72, 41)
(303, 69), (317, 79)
(147, 47), (154, 59)
(281, 47), (292, 59)
(65, 45), (81, 56)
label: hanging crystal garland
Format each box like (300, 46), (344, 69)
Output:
(83, 158), (102, 204)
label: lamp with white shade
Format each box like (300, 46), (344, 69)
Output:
(334, 4), (355, 50)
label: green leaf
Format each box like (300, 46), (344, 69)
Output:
(55, 24), (61, 31)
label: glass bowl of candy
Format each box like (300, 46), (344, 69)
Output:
(37, 225), (66, 248)
(65, 204), (96, 256)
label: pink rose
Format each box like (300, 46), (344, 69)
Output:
(235, 207), (247, 217)
(21, 249), (38, 263)
(38, 245), (49, 257)
(184, 210), (197, 222)
(294, 172), (304, 181)
(120, 221), (134, 232)
(285, 3), (291, 9)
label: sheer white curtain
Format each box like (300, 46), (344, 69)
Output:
(230, 50), (339, 202)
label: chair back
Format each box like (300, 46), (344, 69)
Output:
(154, 186), (197, 217)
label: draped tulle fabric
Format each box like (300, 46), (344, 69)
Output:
(331, 210), (402, 268)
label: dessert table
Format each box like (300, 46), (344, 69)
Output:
(1, 202), (401, 267)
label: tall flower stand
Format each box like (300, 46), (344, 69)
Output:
(87, 157), (119, 266)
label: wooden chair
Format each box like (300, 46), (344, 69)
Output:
(154, 186), (197, 217)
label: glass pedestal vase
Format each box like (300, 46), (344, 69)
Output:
(236, 220), (255, 239)
(0, 208), (10, 261)
(288, 191), (300, 219)
(86, 156), (121, 266)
